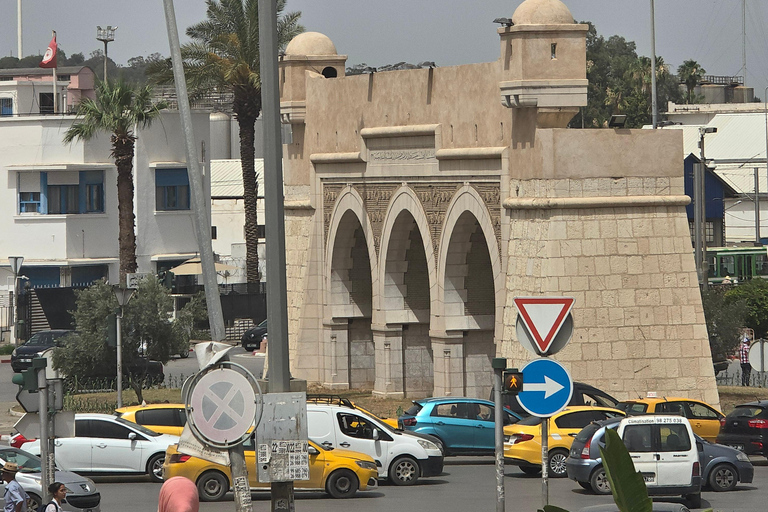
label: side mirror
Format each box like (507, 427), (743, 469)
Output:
(128, 432), (137, 441)
(308, 446), (319, 455)
(372, 429), (380, 440)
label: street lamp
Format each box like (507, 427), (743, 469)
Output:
(113, 286), (135, 408)
(96, 25), (117, 82)
(696, 127), (717, 289)
(8, 256), (23, 346)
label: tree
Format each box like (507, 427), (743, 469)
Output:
(53, 279), (206, 402)
(148, 0), (304, 284)
(63, 80), (167, 284)
(725, 278), (768, 338)
(678, 59), (706, 104)
(701, 286), (746, 362)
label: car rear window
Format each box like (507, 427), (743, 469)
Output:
(617, 402), (648, 414)
(404, 403), (423, 416)
(519, 415), (543, 426)
(727, 406), (765, 419)
(574, 423), (601, 443)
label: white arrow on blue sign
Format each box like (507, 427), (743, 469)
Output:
(516, 358), (573, 418)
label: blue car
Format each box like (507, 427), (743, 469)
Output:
(398, 397), (522, 456)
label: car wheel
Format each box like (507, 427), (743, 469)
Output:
(548, 449), (569, 478)
(326, 469), (359, 498)
(179, 348), (190, 358)
(146, 452), (166, 483)
(685, 492), (701, 509)
(26, 493), (41, 512)
(589, 466), (612, 495)
(389, 456), (420, 485)
(708, 463), (738, 492)
(519, 466), (541, 475)
(197, 471), (230, 502)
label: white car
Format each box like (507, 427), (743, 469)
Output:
(25, 413), (179, 482)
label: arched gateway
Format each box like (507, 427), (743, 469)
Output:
(278, 1), (719, 406)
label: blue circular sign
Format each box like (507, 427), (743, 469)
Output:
(516, 359), (573, 417)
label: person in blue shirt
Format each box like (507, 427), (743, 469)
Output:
(2, 462), (27, 512)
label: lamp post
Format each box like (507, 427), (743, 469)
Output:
(113, 286), (135, 408)
(8, 257), (23, 346)
(96, 25), (117, 82)
(696, 127), (717, 289)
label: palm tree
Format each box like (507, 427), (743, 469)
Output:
(678, 59), (706, 104)
(63, 80), (167, 284)
(149, 0), (304, 285)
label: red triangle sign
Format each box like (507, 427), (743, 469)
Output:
(514, 297), (574, 354)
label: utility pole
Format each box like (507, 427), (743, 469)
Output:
(650, 0), (658, 128)
(755, 167), (761, 244)
(742, 0), (747, 101)
(258, 0), (294, 510)
(697, 127), (717, 289)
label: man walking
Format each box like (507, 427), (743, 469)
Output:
(2, 462), (27, 512)
(740, 336), (752, 387)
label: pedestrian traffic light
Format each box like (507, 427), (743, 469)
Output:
(503, 368), (523, 395)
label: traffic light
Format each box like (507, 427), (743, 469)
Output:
(503, 368), (523, 395)
(12, 368), (36, 391)
(106, 313), (117, 347)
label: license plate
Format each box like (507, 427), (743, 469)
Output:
(642, 473), (655, 483)
(20, 359), (31, 363)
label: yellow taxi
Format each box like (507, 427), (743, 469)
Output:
(163, 438), (378, 501)
(503, 406), (625, 478)
(115, 403), (186, 436)
(616, 395), (724, 442)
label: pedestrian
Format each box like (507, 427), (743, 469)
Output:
(2, 462), (28, 512)
(44, 482), (66, 512)
(157, 476), (199, 512)
(740, 336), (752, 386)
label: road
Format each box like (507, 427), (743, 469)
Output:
(93, 458), (768, 512)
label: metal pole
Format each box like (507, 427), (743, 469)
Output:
(116, 307), (123, 408)
(161, 0), (226, 342)
(9, 277), (16, 347)
(493, 363), (505, 512)
(742, 0), (747, 101)
(694, 159), (704, 287)
(541, 417), (549, 508)
(650, 0), (658, 128)
(228, 446), (252, 512)
(258, 0), (294, 509)
(16, 0), (22, 58)
(756, 167), (761, 244)
(103, 41), (108, 83)
(37, 367), (50, 498)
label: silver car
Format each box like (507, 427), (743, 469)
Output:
(0, 447), (101, 512)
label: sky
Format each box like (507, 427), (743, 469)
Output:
(2, 0), (768, 94)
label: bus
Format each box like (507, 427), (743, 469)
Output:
(706, 246), (768, 285)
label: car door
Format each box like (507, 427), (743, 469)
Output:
(89, 419), (145, 472)
(307, 409), (337, 450)
(335, 412), (393, 472)
(428, 402), (476, 451)
(656, 422), (695, 487)
(621, 422), (657, 484)
(53, 419), (93, 472)
(683, 401), (722, 442)
(472, 403), (496, 451)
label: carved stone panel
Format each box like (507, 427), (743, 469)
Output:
(470, 183), (502, 259)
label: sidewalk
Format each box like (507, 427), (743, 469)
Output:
(0, 401), (19, 442)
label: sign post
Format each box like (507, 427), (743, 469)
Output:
(492, 358), (506, 512)
(513, 296), (575, 509)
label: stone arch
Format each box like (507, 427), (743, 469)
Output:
(322, 186), (378, 389)
(435, 185), (503, 398)
(373, 186), (438, 397)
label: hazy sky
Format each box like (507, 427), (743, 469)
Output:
(2, 0), (768, 93)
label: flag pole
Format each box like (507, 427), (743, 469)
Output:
(51, 30), (57, 114)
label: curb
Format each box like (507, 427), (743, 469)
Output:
(0, 356), (10, 363)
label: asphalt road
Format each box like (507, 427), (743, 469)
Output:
(92, 458), (768, 512)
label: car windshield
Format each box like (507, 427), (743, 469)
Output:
(24, 333), (50, 346)
(0, 449), (42, 473)
(114, 416), (162, 437)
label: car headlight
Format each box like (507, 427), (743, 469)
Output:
(356, 460), (378, 471)
(736, 451), (750, 462)
(417, 439), (439, 451)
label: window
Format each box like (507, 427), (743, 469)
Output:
(156, 168), (190, 211)
(48, 185), (79, 214)
(656, 402), (686, 416)
(623, 424), (653, 452)
(687, 402), (719, 420)
(90, 420), (141, 440)
(136, 409), (183, 427)
(551, 43), (557, 59)
(211, 226), (217, 240)
(19, 192), (41, 213)
(337, 413), (376, 439)
(82, 170), (104, 213)
(659, 425), (691, 452)
(555, 411), (599, 429)
(39, 92), (54, 114)
(433, 403), (460, 418)
(0, 98), (12, 116)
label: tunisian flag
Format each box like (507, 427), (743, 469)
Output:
(39, 32), (57, 69)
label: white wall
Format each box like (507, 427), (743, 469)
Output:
(725, 200), (768, 244)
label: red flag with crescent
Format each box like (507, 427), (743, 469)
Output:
(39, 32), (57, 69)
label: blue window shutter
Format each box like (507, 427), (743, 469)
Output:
(78, 171), (87, 213)
(40, 172), (48, 214)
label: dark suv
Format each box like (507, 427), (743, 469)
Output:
(11, 330), (73, 372)
(241, 319), (267, 351)
(499, 381), (618, 417)
(716, 400), (768, 458)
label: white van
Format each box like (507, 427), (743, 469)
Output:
(616, 415), (702, 508)
(307, 402), (444, 485)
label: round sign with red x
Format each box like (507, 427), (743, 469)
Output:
(187, 365), (257, 447)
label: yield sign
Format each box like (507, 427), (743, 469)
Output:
(514, 296), (574, 355)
